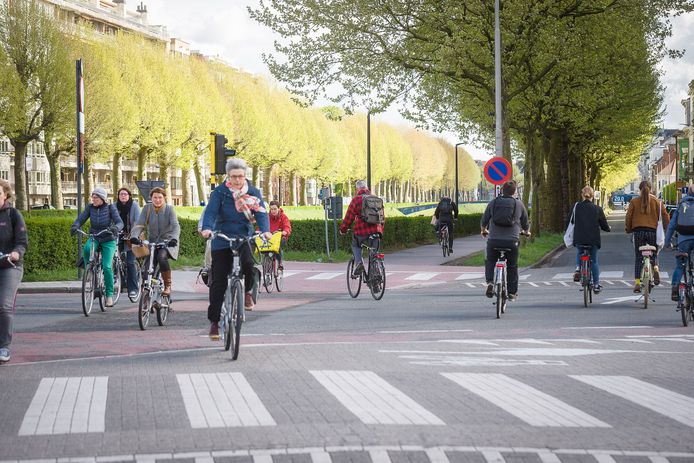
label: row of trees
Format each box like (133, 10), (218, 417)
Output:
(0, 0), (481, 210)
(250, 0), (693, 232)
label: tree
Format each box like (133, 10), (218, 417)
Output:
(0, 0), (73, 209)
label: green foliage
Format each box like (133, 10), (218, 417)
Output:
(662, 182), (677, 205)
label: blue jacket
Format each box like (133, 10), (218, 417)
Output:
(201, 180), (270, 251)
(72, 202), (124, 243)
(665, 195), (694, 245)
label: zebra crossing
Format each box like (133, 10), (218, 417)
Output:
(13, 370), (694, 436)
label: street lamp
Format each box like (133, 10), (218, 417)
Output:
(455, 143), (464, 205)
(367, 110), (372, 190)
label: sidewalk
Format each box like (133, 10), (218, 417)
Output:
(18, 235), (487, 294)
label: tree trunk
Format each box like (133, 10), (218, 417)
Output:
(112, 151), (122, 196)
(568, 143), (583, 205)
(300, 177), (307, 205)
(181, 163), (192, 206)
(531, 133), (545, 237)
(559, 128), (570, 222)
(289, 171), (297, 206)
(137, 146), (147, 205)
(46, 150), (64, 210)
(252, 165), (259, 187)
(522, 131), (533, 209)
(541, 129), (564, 233)
(159, 162), (172, 200)
(11, 141), (28, 210)
(193, 154), (206, 205)
(83, 151), (93, 208)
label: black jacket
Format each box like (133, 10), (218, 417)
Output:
(568, 200), (610, 248)
(0, 202), (28, 266)
(435, 198), (459, 222)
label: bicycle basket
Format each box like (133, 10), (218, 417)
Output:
(255, 232), (282, 253)
(131, 244), (150, 259)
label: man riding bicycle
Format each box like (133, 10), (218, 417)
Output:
(200, 158), (272, 339)
(481, 180), (530, 301)
(665, 184), (694, 301)
(339, 180), (385, 277)
(435, 195), (458, 253)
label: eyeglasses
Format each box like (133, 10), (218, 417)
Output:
(228, 174), (245, 179)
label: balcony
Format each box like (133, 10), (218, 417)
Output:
(62, 181), (78, 194)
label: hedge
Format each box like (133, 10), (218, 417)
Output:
(19, 212), (483, 274)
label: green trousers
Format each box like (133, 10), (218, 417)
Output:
(83, 238), (117, 297)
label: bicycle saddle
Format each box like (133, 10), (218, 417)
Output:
(639, 245), (657, 252)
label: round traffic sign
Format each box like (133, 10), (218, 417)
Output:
(483, 157), (513, 185)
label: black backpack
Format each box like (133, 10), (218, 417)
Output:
(438, 198), (451, 214)
(492, 197), (517, 227)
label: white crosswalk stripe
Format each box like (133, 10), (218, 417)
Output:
(177, 373), (275, 428)
(571, 375), (694, 427)
(310, 370), (444, 425)
(306, 272), (343, 280)
(442, 373), (610, 427)
(455, 272), (485, 280)
(405, 272), (440, 281)
(19, 376), (108, 436)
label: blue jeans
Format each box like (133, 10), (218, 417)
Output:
(672, 239), (694, 286)
(575, 246), (600, 285)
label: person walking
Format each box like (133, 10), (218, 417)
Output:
(625, 180), (669, 292)
(116, 187), (141, 299)
(434, 195), (459, 253)
(0, 180), (28, 364)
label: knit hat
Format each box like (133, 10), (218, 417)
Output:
(91, 187), (108, 202)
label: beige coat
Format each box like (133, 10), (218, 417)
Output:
(625, 194), (669, 233)
(129, 203), (181, 260)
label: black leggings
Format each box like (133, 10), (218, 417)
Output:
(142, 248), (170, 277)
(208, 245), (255, 323)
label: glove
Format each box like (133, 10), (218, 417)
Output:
(129, 237), (141, 246)
(109, 226), (119, 237)
(168, 239), (178, 247)
(70, 226), (78, 236)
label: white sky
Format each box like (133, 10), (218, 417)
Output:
(145, 0), (694, 161)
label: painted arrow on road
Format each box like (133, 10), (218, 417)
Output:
(601, 296), (638, 305)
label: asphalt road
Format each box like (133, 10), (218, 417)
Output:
(1, 211), (693, 462)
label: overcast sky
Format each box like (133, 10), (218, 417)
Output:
(145, 0), (694, 160)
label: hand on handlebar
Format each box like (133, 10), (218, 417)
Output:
(480, 228), (489, 238)
(201, 230), (212, 239)
(261, 231), (273, 241)
(9, 251), (19, 262)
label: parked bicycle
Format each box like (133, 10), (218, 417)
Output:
(76, 229), (116, 316)
(137, 240), (172, 330)
(256, 231), (284, 293)
(578, 245), (594, 307)
(439, 224), (450, 257)
(638, 244), (657, 309)
(676, 250), (694, 327)
(211, 232), (263, 360)
(346, 232), (386, 300)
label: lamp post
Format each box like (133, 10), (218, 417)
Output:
(494, 0), (503, 158)
(367, 110), (372, 190)
(455, 143), (464, 205)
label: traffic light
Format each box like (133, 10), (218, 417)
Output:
(210, 132), (237, 175)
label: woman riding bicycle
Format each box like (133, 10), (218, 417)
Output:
(268, 200), (291, 270)
(116, 187), (141, 299)
(200, 158), (271, 339)
(569, 186), (611, 294)
(128, 187), (180, 297)
(0, 180), (28, 364)
(70, 187), (124, 307)
(625, 180), (669, 293)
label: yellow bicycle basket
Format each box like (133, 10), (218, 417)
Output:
(255, 231), (282, 253)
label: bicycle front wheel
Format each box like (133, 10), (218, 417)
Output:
(441, 229), (449, 257)
(230, 279), (244, 360)
(346, 258), (362, 298)
(112, 258), (122, 305)
(495, 282), (503, 319)
(138, 289), (152, 330)
(369, 259), (386, 300)
(274, 258), (284, 292)
(129, 261), (143, 303)
(262, 254), (274, 293)
(681, 288), (689, 327)
(157, 294), (170, 326)
(81, 265), (95, 317)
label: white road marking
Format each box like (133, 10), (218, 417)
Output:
(620, 280), (632, 286)
(405, 272), (440, 281)
(455, 272), (485, 280)
(306, 272), (342, 280)
(519, 274), (531, 280)
(310, 370), (444, 425)
(443, 373), (610, 427)
(562, 326), (652, 330)
(571, 375), (694, 427)
(600, 271), (624, 279)
(19, 376), (108, 436)
(378, 329), (473, 334)
(177, 373), (275, 428)
(369, 450), (392, 463)
(543, 281), (552, 286)
(552, 273), (574, 280)
(602, 296), (640, 305)
(438, 340), (499, 346)
(604, 280), (615, 285)
(280, 271), (301, 278)
(559, 281), (569, 287)
(528, 282), (539, 287)
(465, 283), (477, 288)
(310, 451), (333, 463)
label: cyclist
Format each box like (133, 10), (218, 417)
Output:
(70, 187), (123, 307)
(625, 180), (669, 293)
(116, 187), (141, 299)
(339, 180), (385, 277)
(665, 184), (694, 301)
(434, 195), (458, 253)
(129, 187), (180, 297)
(268, 200), (292, 270)
(0, 180), (28, 364)
(568, 186), (611, 294)
(480, 180), (530, 301)
(200, 158), (272, 339)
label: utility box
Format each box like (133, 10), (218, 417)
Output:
(324, 196), (343, 220)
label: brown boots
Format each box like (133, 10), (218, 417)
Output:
(162, 270), (172, 296)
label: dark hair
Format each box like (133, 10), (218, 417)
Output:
(117, 187), (132, 198)
(150, 187), (167, 198)
(639, 180), (652, 214)
(502, 180), (517, 196)
(269, 200), (280, 207)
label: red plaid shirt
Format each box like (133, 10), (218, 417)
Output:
(339, 188), (385, 237)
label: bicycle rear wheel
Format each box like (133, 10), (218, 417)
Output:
(262, 254), (274, 293)
(112, 257), (122, 305)
(641, 261), (651, 309)
(81, 265), (95, 317)
(230, 279), (244, 360)
(441, 228), (449, 257)
(129, 260), (143, 303)
(681, 287), (690, 327)
(346, 258), (362, 298)
(138, 289), (152, 330)
(274, 258), (284, 292)
(369, 259), (386, 300)
(495, 282), (503, 319)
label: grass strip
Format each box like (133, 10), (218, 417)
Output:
(460, 233), (564, 267)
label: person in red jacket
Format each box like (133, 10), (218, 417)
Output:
(339, 180), (385, 277)
(268, 201), (291, 270)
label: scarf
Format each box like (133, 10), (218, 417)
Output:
(226, 179), (265, 224)
(116, 199), (133, 233)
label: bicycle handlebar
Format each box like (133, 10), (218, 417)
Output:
(0, 253), (16, 268)
(75, 229), (111, 238)
(210, 232), (264, 244)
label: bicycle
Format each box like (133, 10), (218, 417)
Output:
(137, 240), (172, 330)
(346, 232), (386, 300)
(257, 232), (284, 293)
(211, 232), (262, 360)
(76, 229), (113, 316)
(439, 223), (450, 257)
(117, 236), (142, 303)
(638, 244), (657, 309)
(492, 247), (510, 319)
(675, 250), (694, 327)
(578, 245), (594, 307)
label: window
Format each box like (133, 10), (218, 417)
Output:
(0, 171), (8, 180)
(0, 140), (8, 153)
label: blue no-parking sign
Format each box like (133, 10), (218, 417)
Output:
(483, 157), (513, 185)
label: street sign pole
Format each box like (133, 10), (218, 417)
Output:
(76, 59), (84, 279)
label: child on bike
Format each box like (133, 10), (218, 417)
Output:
(268, 200), (291, 270)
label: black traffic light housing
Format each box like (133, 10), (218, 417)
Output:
(212, 133), (237, 175)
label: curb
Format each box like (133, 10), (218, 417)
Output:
(18, 284), (81, 295)
(529, 243), (567, 269)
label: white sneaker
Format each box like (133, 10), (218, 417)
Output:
(128, 291), (138, 299)
(105, 296), (114, 307)
(0, 348), (10, 362)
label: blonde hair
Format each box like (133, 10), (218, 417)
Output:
(0, 179), (13, 202)
(581, 185), (594, 200)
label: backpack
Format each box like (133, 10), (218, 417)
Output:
(438, 198), (452, 214)
(359, 194), (385, 225)
(491, 197), (517, 227)
(676, 197), (694, 235)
